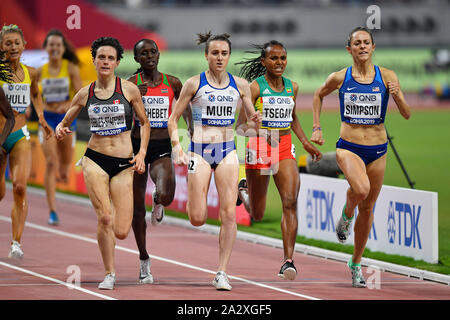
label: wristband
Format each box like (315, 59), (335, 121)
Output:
(312, 127), (322, 132)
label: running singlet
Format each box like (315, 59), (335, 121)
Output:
(191, 72), (240, 127)
(254, 75), (295, 130)
(134, 72), (174, 128)
(339, 65), (389, 125)
(86, 77), (133, 136)
(40, 59), (73, 103)
(0, 63), (31, 114)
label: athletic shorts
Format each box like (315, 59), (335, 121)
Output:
(245, 133), (296, 170)
(188, 140), (236, 170)
(336, 138), (388, 165)
(131, 137), (172, 165)
(84, 148), (133, 179)
(44, 110), (76, 131)
(1, 125), (30, 154)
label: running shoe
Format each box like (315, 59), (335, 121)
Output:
(278, 259), (297, 280)
(348, 258), (366, 288)
(151, 190), (164, 226)
(336, 205), (353, 243)
(48, 211), (59, 226)
(236, 178), (247, 206)
(8, 241), (23, 259)
(212, 271), (232, 291)
(98, 273), (116, 290)
(139, 258), (154, 284)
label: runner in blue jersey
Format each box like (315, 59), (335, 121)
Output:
(168, 32), (261, 291)
(311, 27), (411, 288)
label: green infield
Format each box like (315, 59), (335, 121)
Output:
(169, 108), (450, 275)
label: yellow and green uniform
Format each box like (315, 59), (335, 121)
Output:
(40, 59), (74, 103)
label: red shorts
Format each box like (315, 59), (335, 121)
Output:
(245, 133), (296, 170)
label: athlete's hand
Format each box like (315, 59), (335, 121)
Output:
(264, 131), (279, 147)
(55, 123), (71, 140)
(311, 128), (324, 146)
(129, 151), (146, 174)
(39, 117), (53, 140)
(137, 84), (148, 97)
(302, 140), (322, 162)
(172, 143), (188, 166)
(250, 111), (262, 126)
(387, 80), (400, 98)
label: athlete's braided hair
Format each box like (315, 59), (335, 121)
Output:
(43, 29), (80, 65)
(132, 39), (159, 75)
(196, 31), (232, 54)
(0, 50), (12, 83)
(236, 40), (286, 82)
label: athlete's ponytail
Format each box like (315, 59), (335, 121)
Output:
(236, 40), (286, 82)
(43, 29), (80, 65)
(0, 50), (12, 83)
(196, 31), (232, 54)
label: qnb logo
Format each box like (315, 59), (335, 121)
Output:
(350, 94), (358, 102)
(208, 94), (215, 102)
(93, 106), (101, 114)
(305, 189), (335, 232)
(268, 97), (276, 105)
(387, 201), (422, 249)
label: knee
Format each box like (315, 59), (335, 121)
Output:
(189, 216), (206, 227)
(351, 183), (370, 202)
(281, 194), (298, 212)
(0, 186), (5, 201)
(46, 158), (57, 171)
(12, 182), (26, 198)
(155, 189), (174, 207)
(99, 215), (112, 229)
(114, 230), (128, 240)
(220, 209), (236, 227)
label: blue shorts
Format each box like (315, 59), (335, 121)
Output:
(189, 140), (236, 170)
(44, 110), (76, 131)
(336, 138), (388, 165)
(1, 125), (30, 154)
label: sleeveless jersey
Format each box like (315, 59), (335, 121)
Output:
(40, 59), (73, 103)
(134, 72), (174, 128)
(191, 72), (240, 127)
(0, 63), (31, 114)
(339, 65), (389, 125)
(86, 77), (133, 136)
(254, 75), (295, 130)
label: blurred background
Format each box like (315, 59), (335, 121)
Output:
(1, 0), (450, 271)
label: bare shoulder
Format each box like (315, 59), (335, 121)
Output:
(72, 84), (90, 106)
(379, 66), (397, 81)
(67, 61), (80, 73)
(121, 78), (139, 93)
(292, 80), (299, 95)
(233, 74), (250, 89)
(25, 65), (37, 79)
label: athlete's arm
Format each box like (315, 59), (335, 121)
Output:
(381, 68), (411, 120)
(0, 87), (15, 146)
(123, 80), (150, 174)
(29, 66), (52, 139)
(235, 77), (261, 136)
(311, 69), (345, 145)
(170, 75), (193, 138)
(55, 85), (88, 140)
(290, 82), (322, 161)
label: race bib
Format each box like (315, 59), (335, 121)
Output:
(41, 77), (70, 103)
(140, 95), (170, 128)
(3, 83), (30, 113)
(88, 103), (126, 136)
(261, 96), (294, 129)
(199, 91), (238, 127)
(343, 92), (382, 125)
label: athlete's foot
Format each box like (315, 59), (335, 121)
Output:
(336, 204), (353, 243)
(48, 211), (59, 226)
(278, 259), (297, 280)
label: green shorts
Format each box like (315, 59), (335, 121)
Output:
(1, 125), (30, 154)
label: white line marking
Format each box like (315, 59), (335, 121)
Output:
(0, 215), (320, 300)
(0, 261), (116, 300)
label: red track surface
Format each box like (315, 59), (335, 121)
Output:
(0, 189), (449, 301)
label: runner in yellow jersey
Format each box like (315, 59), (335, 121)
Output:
(38, 29), (82, 226)
(0, 25), (51, 259)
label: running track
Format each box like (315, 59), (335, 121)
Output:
(0, 187), (449, 302)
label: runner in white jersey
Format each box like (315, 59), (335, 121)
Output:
(168, 32), (261, 291)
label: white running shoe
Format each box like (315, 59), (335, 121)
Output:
(98, 273), (116, 290)
(151, 190), (164, 226)
(212, 271), (232, 291)
(8, 241), (24, 259)
(348, 258), (367, 288)
(139, 258), (154, 284)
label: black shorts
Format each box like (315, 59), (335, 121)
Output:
(132, 137), (172, 165)
(84, 148), (133, 178)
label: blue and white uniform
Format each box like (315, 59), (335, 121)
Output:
(189, 72), (240, 169)
(336, 65), (389, 165)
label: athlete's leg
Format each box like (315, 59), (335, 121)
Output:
(214, 151), (239, 272)
(150, 157), (176, 206)
(336, 149), (370, 219)
(132, 165), (150, 260)
(110, 167), (134, 240)
(245, 168), (270, 221)
(273, 159), (300, 261)
(352, 155), (386, 264)
(0, 150), (8, 201)
(56, 131), (75, 184)
(40, 128), (58, 212)
(82, 157), (115, 275)
(186, 153), (212, 226)
(8, 139), (31, 243)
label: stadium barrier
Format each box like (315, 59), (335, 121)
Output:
(297, 173), (439, 263)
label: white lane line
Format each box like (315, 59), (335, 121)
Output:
(0, 216), (320, 300)
(0, 261), (116, 300)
